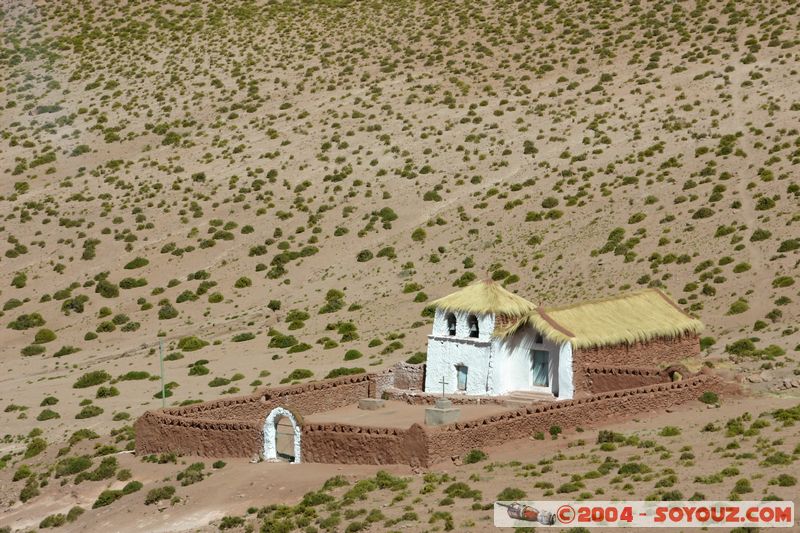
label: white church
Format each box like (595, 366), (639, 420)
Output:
(423, 279), (703, 401)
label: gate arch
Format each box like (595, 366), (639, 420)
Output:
(263, 407), (301, 464)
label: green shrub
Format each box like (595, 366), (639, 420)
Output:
(234, 277), (252, 288)
(39, 513), (67, 528)
(344, 349), (363, 361)
(497, 487), (526, 500)
(75, 405), (104, 419)
(699, 391), (719, 405)
(124, 257), (149, 269)
(122, 480), (143, 494)
(325, 367), (365, 379)
(8, 312), (46, 330)
(660, 426), (681, 437)
(144, 485), (176, 505)
(66, 506), (85, 522)
(177, 336), (208, 351)
(282, 368), (313, 382)
(92, 489), (122, 508)
(463, 449), (487, 464)
(21, 344), (46, 356)
(119, 371), (150, 381)
(208, 377), (231, 387)
(24, 437), (47, 458)
(34, 328), (56, 344)
(55, 456), (92, 478)
(53, 345), (80, 357)
(73, 370), (111, 388)
(177, 462), (205, 486)
(36, 409), (60, 421)
(232, 332), (255, 342)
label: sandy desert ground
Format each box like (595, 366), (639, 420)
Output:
(0, 0), (798, 530)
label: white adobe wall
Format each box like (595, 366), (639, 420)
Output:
(491, 325), (573, 399)
(425, 309), (494, 395)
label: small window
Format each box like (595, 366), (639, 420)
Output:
(534, 331), (543, 344)
(446, 313), (456, 336)
(467, 314), (479, 338)
(456, 365), (468, 391)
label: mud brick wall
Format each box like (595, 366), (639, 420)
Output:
(134, 412), (261, 458)
(583, 366), (673, 394)
(423, 373), (724, 466)
(383, 388), (507, 406)
(572, 334), (700, 394)
(301, 423), (428, 466)
(165, 374), (373, 422)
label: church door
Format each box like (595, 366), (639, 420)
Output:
(456, 365), (468, 391)
(531, 350), (549, 387)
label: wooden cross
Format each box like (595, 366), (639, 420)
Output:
(438, 376), (448, 398)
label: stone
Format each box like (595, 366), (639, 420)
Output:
(425, 401), (460, 426)
(358, 398), (385, 410)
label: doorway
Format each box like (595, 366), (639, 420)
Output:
(456, 365), (468, 391)
(263, 407), (301, 464)
(531, 350), (549, 387)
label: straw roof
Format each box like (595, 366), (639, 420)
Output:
(431, 279), (536, 316)
(502, 288), (703, 348)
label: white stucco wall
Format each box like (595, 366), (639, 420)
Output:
(424, 309), (495, 395)
(424, 311), (574, 399)
(263, 407), (301, 464)
(492, 325), (562, 396)
(557, 342), (574, 400)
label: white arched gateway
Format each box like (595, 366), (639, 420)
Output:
(263, 407), (301, 464)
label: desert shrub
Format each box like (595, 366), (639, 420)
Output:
(124, 257), (149, 269)
(411, 228), (426, 241)
(232, 332), (255, 342)
(36, 409), (60, 421)
(463, 449), (487, 464)
(356, 249), (373, 262)
(40, 396), (59, 406)
(55, 456), (92, 478)
(73, 370), (111, 388)
(234, 277), (252, 288)
(178, 336), (208, 351)
(406, 352), (426, 364)
(8, 312), (46, 330)
(39, 513), (67, 528)
(24, 437), (47, 458)
(177, 462), (205, 486)
(325, 367), (365, 379)
(75, 405), (103, 419)
(660, 426), (681, 436)
(122, 480), (143, 494)
(34, 328), (56, 343)
(21, 344), (46, 356)
(699, 391), (719, 404)
(95, 279), (119, 298)
(20, 479), (40, 502)
(53, 345), (80, 357)
(119, 371), (149, 381)
(282, 368), (313, 382)
(144, 485), (175, 505)
(96, 386), (119, 398)
(344, 349), (362, 361)
(208, 292), (224, 303)
(92, 489), (122, 508)
(219, 516), (245, 530)
(158, 304), (178, 319)
(208, 377), (231, 387)
(66, 506), (84, 522)
(497, 487), (526, 500)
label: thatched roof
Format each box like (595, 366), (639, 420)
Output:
(500, 288), (703, 348)
(431, 280), (536, 316)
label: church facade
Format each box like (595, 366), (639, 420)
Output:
(423, 281), (703, 400)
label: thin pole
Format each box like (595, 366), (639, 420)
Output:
(159, 339), (166, 408)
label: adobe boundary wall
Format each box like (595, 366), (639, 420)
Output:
(582, 364), (691, 394)
(134, 363), (424, 458)
(136, 364), (726, 465)
(572, 333), (700, 394)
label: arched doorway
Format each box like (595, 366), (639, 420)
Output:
(263, 407), (301, 464)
